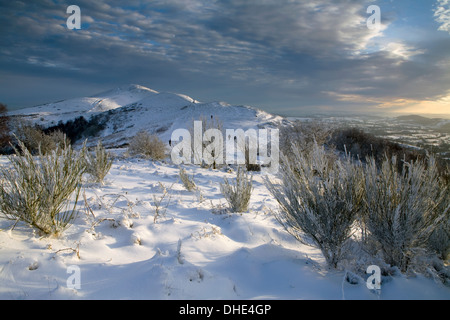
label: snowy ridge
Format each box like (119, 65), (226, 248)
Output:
(9, 84), (284, 148)
(9, 84), (157, 125)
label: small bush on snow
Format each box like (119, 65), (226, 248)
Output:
(427, 214), (450, 263)
(0, 139), (86, 236)
(13, 121), (69, 155)
(128, 130), (167, 160)
(266, 143), (364, 268)
(85, 140), (113, 184)
(431, 176), (450, 263)
(220, 166), (253, 213)
(179, 167), (197, 192)
(363, 155), (449, 272)
(279, 120), (334, 164)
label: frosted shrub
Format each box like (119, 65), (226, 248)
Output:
(220, 166), (253, 213)
(128, 130), (167, 160)
(12, 120), (69, 155)
(363, 155), (448, 272)
(427, 174), (449, 262)
(279, 120), (334, 164)
(266, 143), (364, 268)
(85, 140), (113, 184)
(428, 215), (450, 262)
(179, 167), (197, 192)
(0, 140), (86, 236)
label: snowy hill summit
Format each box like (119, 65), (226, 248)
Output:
(10, 84), (284, 148)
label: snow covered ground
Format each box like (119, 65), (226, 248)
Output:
(2, 84), (449, 300)
(1, 153), (449, 300)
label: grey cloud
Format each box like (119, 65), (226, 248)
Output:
(202, 0), (377, 57)
(1, 0), (449, 115)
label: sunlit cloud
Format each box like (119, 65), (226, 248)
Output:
(382, 42), (425, 61)
(380, 93), (450, 115)
(434, 0), (450, 34)
(324, 90), (450, 116)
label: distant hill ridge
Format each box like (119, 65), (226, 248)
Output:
(9, 84), (284, 148)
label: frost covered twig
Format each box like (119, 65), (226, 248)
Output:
(153, 182), (174, 223)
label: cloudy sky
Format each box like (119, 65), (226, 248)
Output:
(1, 0), (450, 117)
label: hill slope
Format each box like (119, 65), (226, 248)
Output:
(9, 85), (284, 148)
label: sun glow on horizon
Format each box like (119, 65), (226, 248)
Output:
(377, 94), (450, 117)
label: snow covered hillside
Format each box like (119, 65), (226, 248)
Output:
(9, 84), (157, 125)
(9, 84), (284, 148)
(1, 85), (449, 300)
(0, 153), (449, 300)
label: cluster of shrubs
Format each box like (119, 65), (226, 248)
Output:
(281, 120), (449, 184)
(1, 103), (447, 282)
(153, 117), (449, 277)
(0, 112), (108, 155)
(270, 121), (449, 280)
(0, 103), (114, 236)
(0, 137), (113, 236)
(0, 105), (168, 236)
